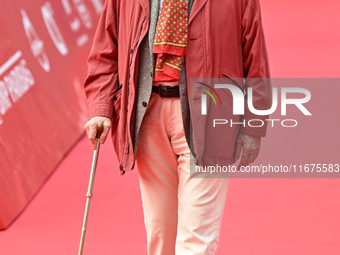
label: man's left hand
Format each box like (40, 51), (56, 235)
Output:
(234, 133), (261, 170)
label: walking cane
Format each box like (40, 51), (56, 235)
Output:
(78, 123), (104, 255)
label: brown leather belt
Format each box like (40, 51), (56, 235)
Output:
(152, 85), (180, 98)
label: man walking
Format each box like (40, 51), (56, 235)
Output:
(84, 0), (271, 254)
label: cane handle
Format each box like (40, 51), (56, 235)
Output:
(96, 123), (104, 140)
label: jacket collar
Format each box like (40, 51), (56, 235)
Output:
(137, 0), (150, 17)
(189, 0), (208, 24)
(137, 0), (207, 24)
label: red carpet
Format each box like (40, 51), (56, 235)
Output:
(1, 137), (340, 254)
(1, 0), (340, 254)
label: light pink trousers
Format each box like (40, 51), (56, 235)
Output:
(136, 93), (229, 255)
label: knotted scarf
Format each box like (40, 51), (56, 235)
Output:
(153, 0), (189, 82)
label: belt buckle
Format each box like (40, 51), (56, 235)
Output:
(158, 84), (166, 97)
(156, 84), (178, 98)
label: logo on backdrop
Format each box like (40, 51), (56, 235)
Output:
(0, 51), (35, 125)
(0, 0), (103, 126)
(41, 2), (69, 56)
(21, 9), (51, 72)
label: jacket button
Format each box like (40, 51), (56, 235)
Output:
(129, 49), (133, 53)
(119, 165), (123, 170)
(142, 102), (147, 107)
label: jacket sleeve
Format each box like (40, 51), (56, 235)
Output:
(240, 0), (272, 137)
(83, 0), (119, 121)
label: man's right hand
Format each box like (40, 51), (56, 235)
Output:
(84, 116), (112, 150)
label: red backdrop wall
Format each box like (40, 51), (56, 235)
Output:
(0, 0), (102, 229)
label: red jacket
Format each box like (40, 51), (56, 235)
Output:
(84, 0), (271, 173)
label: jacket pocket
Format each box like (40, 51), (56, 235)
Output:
(112, 84), (122, 132)
(221, 72), (244, 91)
(111, 84), (123, 162)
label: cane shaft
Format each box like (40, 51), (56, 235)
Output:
(78, 140), (100, 255)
